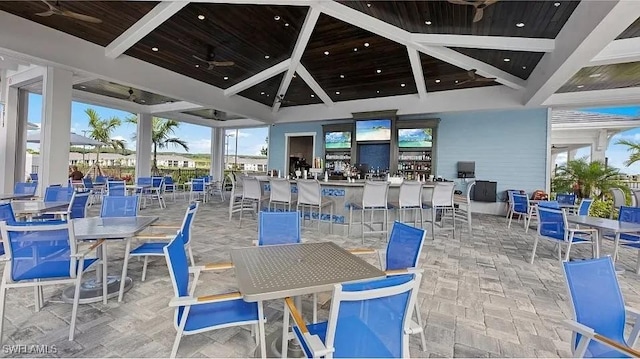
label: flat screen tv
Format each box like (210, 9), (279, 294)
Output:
(398, 128), (433, 148)
(355, 119), (391, 142)
(325, 131), (351, 149)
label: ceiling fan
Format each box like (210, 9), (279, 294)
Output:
(126, 88), (138, 103)
(456, 69), (496, 85)
(192, 46), (235, 70)
(35, 0), (103, 23)
(275, 94), (296, 105)
(447, 0), (499, 22)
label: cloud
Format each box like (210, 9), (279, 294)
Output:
(225, 130), (251, 138)
(611, 132), (640, 143)
(112, 135), (127, 143)
(188, 139), (212, 153)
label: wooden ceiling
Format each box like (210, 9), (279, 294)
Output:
(419, 53), (499, 91)
(618, 17), (640, 39)
(74, 79), (178, 106)
(452, 48), (542, 80)
(558, 62), (640, 93)
(339, 1), (580, 38)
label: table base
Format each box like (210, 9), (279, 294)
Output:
(253, 331), (304, 358)
(61, 276), (133, 304)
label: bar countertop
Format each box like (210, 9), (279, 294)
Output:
(255, 176), (438, 187)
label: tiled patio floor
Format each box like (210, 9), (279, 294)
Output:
(2, 195), (640, 358)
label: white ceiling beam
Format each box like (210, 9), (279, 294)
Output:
(272, 6), (321, 113)
(524, 0), (640, 106)
(224, 58), (291, 97)
(72, 75), (95, 85)
(545, 87), (640, 108)
(0, 10), (273, 122)
(105, 1), (188, 59)
(590, 37), (640, 66)
(275, 85), (522, 123)
(406, 47), (427, 100)
(553, 120), (640, 130)
(147, 101), (204, 114)
(316, 1), (525, 90)
(296, 64), (334, 107)
(5, 65), (44, 87)
(188, 0), (315, 5)
(411, 34), (555, 52)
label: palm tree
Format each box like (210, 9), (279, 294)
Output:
(85, 108), (126, 175)
(554, 158), (626, 199)
(616, 139), (640, 166)
(127, 117), (189, 174)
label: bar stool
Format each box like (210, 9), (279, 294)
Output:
(349, 181), (390, 244)
(391, 180), (424, 227)
(239, 177), (268, 228)
(268, 178), (295, 211)
(423, 182), (456, 240)
(454, 181), (475, 237)
(296, 179), (333, 233)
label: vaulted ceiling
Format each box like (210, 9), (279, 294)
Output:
(1, 1), (640, 126)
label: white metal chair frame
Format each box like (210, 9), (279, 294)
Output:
(531, 207), (598, 263)
(268, 178), (295, 211)
(348, 181), (390, 243)
(395, 181), (424, 227)
(610, 188), (626, 219)
(189, 178), (208, 203)
(296, 179), (334, 234)
(454, 181), (475, 237)
(424, 182), (456, 240)
(507, 193), (533, 232)
(239, 177), (267, 228)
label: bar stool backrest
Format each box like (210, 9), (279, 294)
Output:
(431, 182), (455, 207)
(269, 178), (291, 203)
(137, 177), (152, 186)
(363, 181), (390, 208)
(242, 177), (262, 201)
(465, 181), (476, 204)
(611, 188), (626, 210)
(107, 180), (126, 196)
(297, 179), (321, 206)
(399, 181), (423, 208)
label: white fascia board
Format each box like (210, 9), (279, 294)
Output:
(411, 34), (555, 52)
(0, 10), (274, 122)
(545, 87), (640, 108)
(552, 120), (640, 130)
(5, 65), (44, 87)
(590, 37), (640, 66)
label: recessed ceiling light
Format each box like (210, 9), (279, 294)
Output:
(516, 22), (525, 28)
(503, 58), (511, 62)
(140, 99), (146, 103)
(577, 85), (584, 88)
(425, 21), (432, 25)
(265, 55), (270, 59)
(435, 79), (441, 83)
(340, 74), (345, 78)
(195, 64), (200, 68)
(367, 3), (371, 7)
(223, 76), (229, 80)
(400, 83), (406, 87)
(285, 23), (289, 27)
(353, 47), (358, 52)
(80, 85), (87, 89)
(376, 69), (382, 74)
(335, 91), (340, 95)
(376, 90), (380, 94)
(197, 14), (205, 20)
(266, 94), (270, 97)
(522, 66), (527, 69)
(554, 2), (560, 7)
(274, 15), (280, 20)
(261, 91), (265, 95)
(455, 80), (459, 84)
(293, 74), (297, 78)
(589, 73), (602, 78)
(311, 94), (315, 98)
(151, 47), (159, 52)
(324, 51), (329, 55)
(364, 42), (370, 47)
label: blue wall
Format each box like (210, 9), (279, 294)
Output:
(269, 108), (549, 197)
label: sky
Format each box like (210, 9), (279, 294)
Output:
(26, 93), (268, 156)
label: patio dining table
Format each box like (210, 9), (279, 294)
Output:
(11, 200), (69, 217)
(230, 242), (385, 358)
(60, 216), (159, 304)
(0, 193), (34, 201)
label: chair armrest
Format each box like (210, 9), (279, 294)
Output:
(150, 225), (181, 230)
(285, 297), (331, 356)
(594, 334), (640, 357)
(563, 319), (595, 337)
(203, 262), (235, 271)
(132, 234), (174, 240)
(168, 291), (242, 307)
(626, 306), (640, 319)
(285, 297), (308, 333)
(568, 228), (598, 233)
(348, 248), (377, 255)
(385, 268), (422, 276)
(72, 239), (106, 258)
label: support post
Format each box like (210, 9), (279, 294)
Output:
(0, 85), (19, 193)
(40, 67), (72, 194)
(591, 129), (608, 163)
(210, 127), (225, 181)
(136, 113), (153, 178)
(15, 90), (29, 184)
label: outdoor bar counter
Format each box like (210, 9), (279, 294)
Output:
(257, 177), (436, 226)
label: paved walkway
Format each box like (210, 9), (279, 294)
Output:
(2, 195), (640, 358)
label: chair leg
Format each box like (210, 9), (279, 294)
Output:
(414, 302), (427, 351)
(348, 206), (352, 237)
(431, 208), (436, 240)
(557, 242), (563, 261)
(282, 300), (290, 359)
(313, 293), (318, 324)
(0, 279), (6, 345)
(361, 208), (365, 245)
(33, 283), (41, 312)
(69, 262), (84, 341)
(170, 328), (184, 359)
(142, 256), (149, 281)
(636, 251), (640, 275)
(102, 244), (108, 305)
(119, 239), (132, 302)
(187, 245), (195, 266)
(530, 237), (539, 264)
(564, 242), (573, 262)
(507, 212), (513, 229)
(239, 201), (245, 228)
(257, 302), (267, 359)
(330, 204), (334, 234)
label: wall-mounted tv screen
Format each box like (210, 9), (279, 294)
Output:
(398, 128), (433, 148)
(325, 131), (351, 149)
(355, 119), (391, 142)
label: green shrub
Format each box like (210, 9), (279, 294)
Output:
(589, 199), (614, 219)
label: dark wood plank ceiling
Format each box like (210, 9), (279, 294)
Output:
(300, 14), (417, 102)
(339, 1), (580, 38)
(558, 62), (640, 93)
(282, 75), (324, 107)
(74, 79), (177, 105)
(452, 48), (542, 80)
(126, 3), (308, 89)
(420, 53), (499, 92)
(183, 109), (225, 121)
(239, 73), (285, 106)
(0, 1), (156, 47)
(618, 17), (640, 39)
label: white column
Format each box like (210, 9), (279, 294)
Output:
(591, 129), (608, 163)
(210, 127), (224, 180)
(14, 89), (29, 184)
(135, 113), (152, 178)
(0, 84), (19, 193)
(40, 66), (72, 194)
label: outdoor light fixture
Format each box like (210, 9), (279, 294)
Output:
(151, 47), (158, 52)
(425, 21), (432, 25)
(198, 14), (205, 20)
(516, 22), (524, 27)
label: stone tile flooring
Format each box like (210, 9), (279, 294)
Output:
(2, 195), (640, 358)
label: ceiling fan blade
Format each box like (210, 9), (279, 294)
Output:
(473, 7), (484, 22)
(447, 0), (475, 5)
(467, 69), (477, 79)
(35, 10), (55, 17)
(61, 10), (103, 23)
(456, 79), (473, 85)
(192, 55), (208, 63)
(476, 77), (497, 82)
(40, 0), (56, 12)
(484, 0), (500, 6)
(212, 61), (235, 67)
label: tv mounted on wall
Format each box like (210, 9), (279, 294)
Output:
(355, 119), (391, 142)
(398, 128), (432, 148)
(325, 131), (351, 149)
